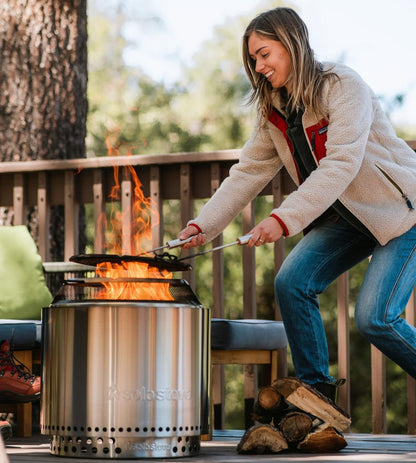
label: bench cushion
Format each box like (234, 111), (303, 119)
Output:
(211, 318), (287, 351)
(0, 320), (42, 349)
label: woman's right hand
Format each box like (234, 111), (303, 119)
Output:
(178, 225), (206, 249)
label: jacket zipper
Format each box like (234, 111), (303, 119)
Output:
(375, 164), (414, 210)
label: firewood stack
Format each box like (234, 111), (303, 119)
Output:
(237, 377), (350, 454)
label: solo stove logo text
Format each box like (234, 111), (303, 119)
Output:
(108, 385), (192, 401)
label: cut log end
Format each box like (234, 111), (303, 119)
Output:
(237, 424), (289, 454)
(258, 385), (281, 410)
(253, 385), (286, 425)
(279, 411), (313, 443)
(297, 424), (347, 453)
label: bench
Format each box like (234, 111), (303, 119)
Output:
(207, 318), (288, 438)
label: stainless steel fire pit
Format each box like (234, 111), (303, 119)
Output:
(41, 277), (210, 459)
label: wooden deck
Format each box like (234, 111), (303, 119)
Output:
(5, 431), (416, 462)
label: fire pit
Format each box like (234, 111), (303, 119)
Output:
(41, 257), (210, 459)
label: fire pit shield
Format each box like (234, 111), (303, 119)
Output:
(41, 278), (210, 459)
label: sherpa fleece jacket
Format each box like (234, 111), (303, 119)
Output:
(189, 63), (416, 246)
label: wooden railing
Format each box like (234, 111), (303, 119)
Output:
(1, 140), (415, 433)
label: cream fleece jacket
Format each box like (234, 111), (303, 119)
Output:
(189, 63), (416, 246)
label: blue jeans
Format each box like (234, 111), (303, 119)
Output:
(274, 214), (416, 384)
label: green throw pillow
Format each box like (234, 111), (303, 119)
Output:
(0, 226), (52, 320)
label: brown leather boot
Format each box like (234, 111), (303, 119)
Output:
(0, 340), (40, 403)
(0, 420), (12, 440)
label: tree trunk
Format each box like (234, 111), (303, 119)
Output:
(0, 0), (87, 161)
(0, 0), (87, 258)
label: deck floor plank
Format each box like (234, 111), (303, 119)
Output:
(5, 433), (416, 462)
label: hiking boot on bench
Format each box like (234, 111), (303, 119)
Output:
(0, 340), (40, 403)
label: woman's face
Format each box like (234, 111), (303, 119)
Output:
(248, 32), (292, 91)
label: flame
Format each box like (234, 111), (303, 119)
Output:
(93, 130), (173, 301)
(95, 262), (173, 301)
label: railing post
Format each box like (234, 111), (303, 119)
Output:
(37, 172), (49, 260)
(242, 201), (256, 319)
(150, 165), (163, 247)
(406, 289), (416, 434)
(210, 162), (225, 430)
(337, 272), (350, 415)
(242, 201), (257, 428)
(371, 345), (386, 433)
(13, 173), (24, 226)
(121, 175), (133, 255)
(272, 171), (287, 377)
(180, 163), (195, 288)
(210, 162), (224, 318)
(93, 169), (106, 254)
(64, 171), (79, 260)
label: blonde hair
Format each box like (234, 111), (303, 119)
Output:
(242, 7), (336, 122)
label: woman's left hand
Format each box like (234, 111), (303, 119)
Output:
(247, 217), (285, 247)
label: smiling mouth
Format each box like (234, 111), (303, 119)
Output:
(264, 70), (274, 80)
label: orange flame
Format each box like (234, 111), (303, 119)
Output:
(94, 130), (173, 300)
(95, 262), (173, 300)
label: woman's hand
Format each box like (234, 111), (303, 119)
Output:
(247, 217), (285, 247)
(178, 225), (206, 249)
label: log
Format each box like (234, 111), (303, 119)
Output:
(237, 424), (289, 454)
(252, 385), (286, 424)
(297, 423), (347, 453)
(279, 411), (313, 444)
(272, 377), (351, 432)
(258, 385), (281, 409)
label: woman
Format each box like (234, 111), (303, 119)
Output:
(179, 7), (416, 401)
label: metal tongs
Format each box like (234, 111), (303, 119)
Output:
(178, 234), (253, 261)
(139, 236), (202, 255)
(141, 234), (253, 260)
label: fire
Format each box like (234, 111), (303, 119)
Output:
(95, 262), (173, 301)
(93, 131), (174, 301)
(103, 131), (156, 256)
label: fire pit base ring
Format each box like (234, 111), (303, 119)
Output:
(50, 434), (201, 459)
